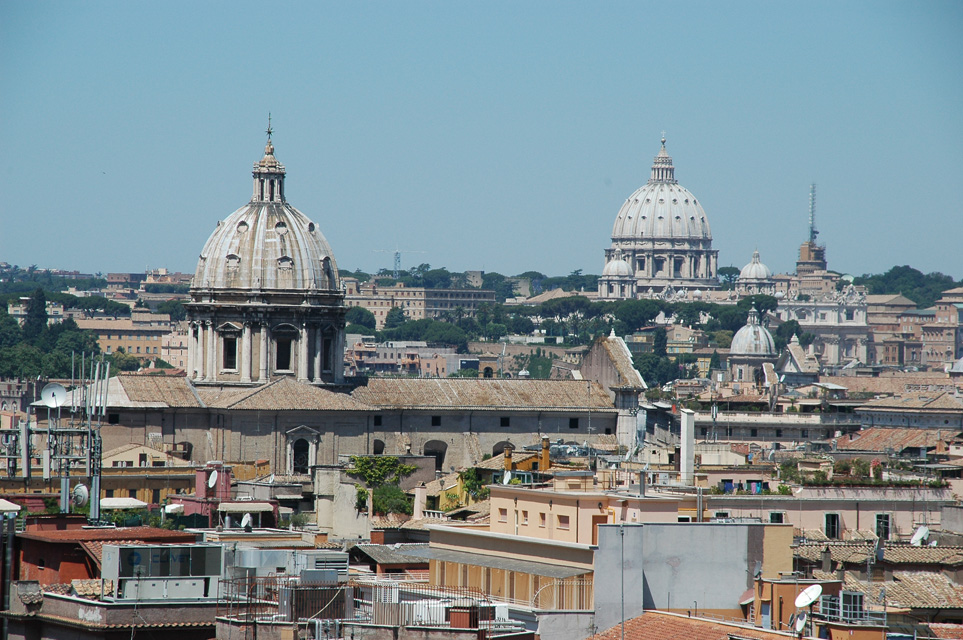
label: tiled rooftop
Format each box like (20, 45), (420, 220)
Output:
(834, 427), (959, 453)
(595, 610), (800, 640)
(197, 377), (372, 411)
(352, 378), (615, 411)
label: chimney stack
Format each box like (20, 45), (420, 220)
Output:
(413, 483), (427, 520)
(541, 437), (550, 471)
(504, 445), (514, 471)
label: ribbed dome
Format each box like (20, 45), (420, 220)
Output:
(731, 310), (776, 356)
(602, 257), (632, 277)
(739, 250), (772, 280)
(611, 139), (712, 241)
(192, 139), (340, 292)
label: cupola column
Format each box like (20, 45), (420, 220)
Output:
(297, 325), (309, 381)
(313, 325), (323, 381)
(240, 321), (252, 383)
(259, 322), (269, 382)
(206, 321), (217, 382)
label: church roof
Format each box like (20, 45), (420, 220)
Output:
(196, 377), (371, 411)
(730, 310), (776, 356)
(739, 250), (772, 281)
(610, 138), (712, 242)
(352, 378), (615, 412)
(191, 136), (340, 293)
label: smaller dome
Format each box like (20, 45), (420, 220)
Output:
(603, 257), (632, 277)
(731, 310), (776, 356)
(740, 250), (772, 280)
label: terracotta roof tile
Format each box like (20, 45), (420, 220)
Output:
(352, 378), (615, 411)
(197, 377), (372, 411)
(595, 610), (800, 640)
(20, 527), (195, 544)
(845, 571), (963, 609)
(834, 427), (958, 453)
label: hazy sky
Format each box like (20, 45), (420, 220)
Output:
(2, 2), (960, 280)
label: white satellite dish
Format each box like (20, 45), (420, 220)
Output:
(794, 583), (822, 608)
(794, 611), (808, 633)
(208, 469), (218, 489)
(41, 383), (67, 409)
(502, 471), (512, 485)
(240, 512), (253, 528)
(71, 484), (89, 508)
(929, 540), (938, 547)
(911, 525), (929, 546)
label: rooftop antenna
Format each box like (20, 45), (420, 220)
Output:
(266, 112), (273, 140)
(808, 183), (818, 244)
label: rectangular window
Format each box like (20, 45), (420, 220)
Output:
(373, 415), (382, 427)
(152, 489), (161, 504)
(876, 513), (891, 540)
(498, 508), (508, 523)
(825, 513), (841, 539)
(557, 515), (570, 530)
(769, 512), (784, 524)
(223, 336), (238, 369)
(714, 511), (730, 519)
(276, 338), (292, 370)
(108, 413), (120, 425)
(569, 418), (579, 429)
(500, 417), (510, 427)
(539, 513), (546, 527)
(775, 429), (783, 438)
(431, 415), (441, 427)
(521, 510), (529, 525)
(139, 453), (147, 466)
(105, 489), (114, 498)
(801, 429), (809, 438)
(750, 428), (758, 437)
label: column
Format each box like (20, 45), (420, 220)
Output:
(313, 325), (322, 381)
(334, 328), (346, 383)
(196, 322), (206, 381)
(297, 325), (309, 381)
(207, 322), (217, 382)
(187, 323), (196, 380)
(240, 322), (252, 383)
(259, 322), (269, 382)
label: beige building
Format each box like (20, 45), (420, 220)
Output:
(74, 309), (172, 359)
(6, 297), (65, 326)
(343, 278), (495, 329)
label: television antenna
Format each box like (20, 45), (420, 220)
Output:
(373, 248), (426, 279)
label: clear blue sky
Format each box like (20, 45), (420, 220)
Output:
(2, 2), (961, 280)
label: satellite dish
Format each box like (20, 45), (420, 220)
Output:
(41, 383), (67, 409)
(208, 469), (218, 489)
(794, 584), (823, 608)
(929, 540), (938, 547)
(794, 611), (807, 633)
(71, 484), (89, 508)
(502, 471), (512, 485)
(911, 525), (929, 546)
(240, 512), (253, 528)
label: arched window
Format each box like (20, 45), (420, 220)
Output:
(492, 441), (512, 456)
(292, 438), (310, 474)
(483, 367), (494, 379)
(423, 440), (448, 471)
(373, 439), (385, 455)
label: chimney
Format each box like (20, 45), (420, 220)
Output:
(541, 437), (550, 471)
(413, 483), (427, 520)
(504, 445), (514, 471)
(822, 546), (832, 574)
(680, 410), (695, 486)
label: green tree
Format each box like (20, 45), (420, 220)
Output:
(424, 322), (469, 352)
(615, 299), (662, 331)
(485, 322), (508, 342)
(371, 485), (412, 515)
(109, 348), (141, 371)
(653, 327), (667, 357)
(23, 288), (47, 342)
(0, 308), (21, 348)
(157, 299), (186, 322)
(718, 266), (741, 289)
(346, 306), (377, 330)
(709, 351), (721, 370)
(383, 306), (407, 330)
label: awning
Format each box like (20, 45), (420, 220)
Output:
(164, 503), (185, 514)
(0, 498), (22, 512)
(99, 497), (148, 510)
(218, 502), (274, 513)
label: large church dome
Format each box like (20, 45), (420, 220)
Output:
(600, 137), (719, 297)
(611, 139), (712, 242)
(193, 139), (339, 292)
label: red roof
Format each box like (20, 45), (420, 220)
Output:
(19, 527), (195, 544)
(595, 611), (801, 640)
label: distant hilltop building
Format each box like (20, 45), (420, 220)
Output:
(186, 128), (346, 386)
(599, 137), (719, 300)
